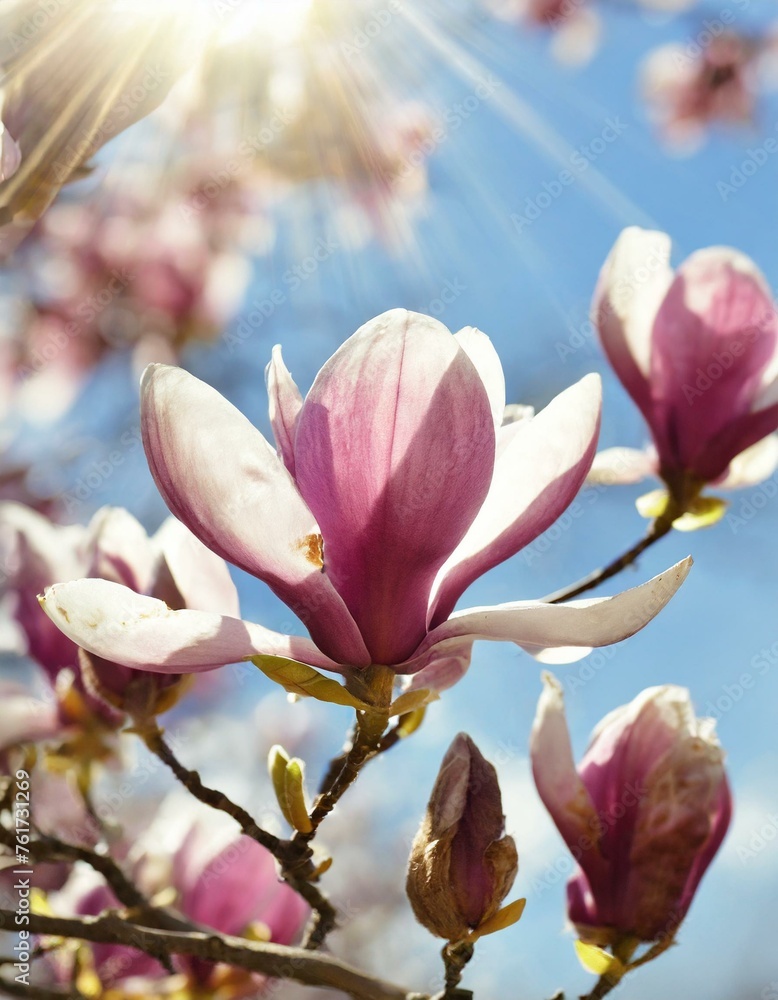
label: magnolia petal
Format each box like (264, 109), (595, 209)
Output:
(403, 639), (475, 694)
(429, 375), (601, 625)
(84, 507), (155, 593)
(141, 364), (369, 666)
(410, 560), (692, 669)
(593, 227), (673, 415)
(294, 309), (495, 665)
(586, 446), (657, 486)
(650, 246), (778, 479)
(153, 517), (240, 618)
(0, 122), (21, 182)
(530, 673), (600, 852)
(39, 580), (340, 674)
(0, 682), (61, 751)
(454, 326), (506, 432)
(716, 434), (778, 489)
(266, 345), (303, 477)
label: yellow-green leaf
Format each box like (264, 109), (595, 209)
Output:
(268, 744), (294, 828)
(574, 940), (624, 977)
(468, 898), (526, 941)
(635, 488), (670, 520)
(389, 688), (437, 718)
(396, 706), (427, 739)
(671, 495), (728, 532)
(284, 758), (313, 834)
(251, 656), (370, 710)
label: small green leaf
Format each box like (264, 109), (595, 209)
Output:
(251, 656), (370, 709)
(574, 940), (624, 977)
(671, 495), (728, 532)
(389, 687), (437, 718)
(284, 758), (313, 834)
(468, 898), (527, 941)
(396, 706), (427, 739)
(635, 488), (670, 520)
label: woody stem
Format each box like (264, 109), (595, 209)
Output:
(541, 516), (673, 604)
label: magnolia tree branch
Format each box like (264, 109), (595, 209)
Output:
(139, 724), (338, 948)
(0, 909), (423, 1000)
(541, 517), (673, 604)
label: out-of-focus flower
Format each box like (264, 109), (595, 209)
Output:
(407, 733), (519, 941)
(42, 310), (690, 687)
(641, 33), (757, 149)
(531, 674), (732, 945)
(0, 120), (21, 182)
(52, 817), (308, 998)
(0, 0), (204, 234)
(0, 502), (239, 730)
(591, 227), (778, 523)
(484, 0), (600, 66)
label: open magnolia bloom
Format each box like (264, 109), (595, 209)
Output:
(592, 227), (778, 529)
(531, 675), (732, 947)
(0, 0), (203, 242)
(1, 502), (238, 728)
(41, 310), (690, 688)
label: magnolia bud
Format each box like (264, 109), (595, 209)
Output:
(407, 733), (518, 941)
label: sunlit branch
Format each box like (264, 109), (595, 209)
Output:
(541, 517), (673, 604)
(0, 909), (423, 1000)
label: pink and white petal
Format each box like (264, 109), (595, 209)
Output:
(586, 446), (658, 486)
(454, 326), (506, 432)
(141, 364), (369, 666)
(39, 580), (341, 674)
(594, 227), (673, 415)
(153, 517), (240, 618)
(294, 309), (495, 665)
(530, 673), (600, 852)
(265, 345), (303, 477)
(502, 403), (535, 426)
(402, 639), (475, 694)
(429, 375), (601, 626)
(650, 247), (778, 476)
(715, 434), (778, 489)
(407, 559), (692, 669)
(0, 682), (61, 751)
(84, 507), (155, 593)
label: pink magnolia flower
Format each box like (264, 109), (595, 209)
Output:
(0, 121), (21, 182)
(531, 674), (732, 945)
(592, 227), (778, 508)
(642, 33), (757, 148)
(55, 821), (307, 997)
(0, 0), (203, 230)
(1, 502), (238, 725)
(41, 311), (690, 684)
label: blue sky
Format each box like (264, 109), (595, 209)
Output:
(5, 2), (778, 996)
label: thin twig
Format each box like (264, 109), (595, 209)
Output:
(139, 724), (337, 947)
(542, 518), (673, 604)
(0, 909), (423, 1000)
